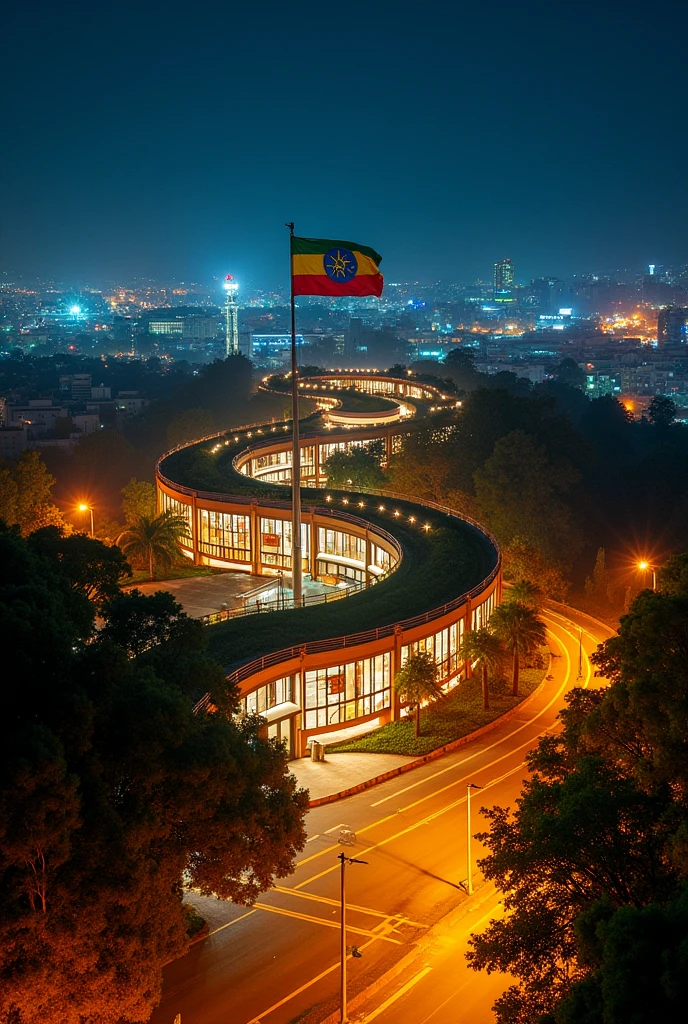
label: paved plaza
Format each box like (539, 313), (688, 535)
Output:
(128, 569), (346, 619)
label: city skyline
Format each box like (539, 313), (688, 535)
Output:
(3, 1), (687, 287)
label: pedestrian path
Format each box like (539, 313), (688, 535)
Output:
(289, 752), (416, 802)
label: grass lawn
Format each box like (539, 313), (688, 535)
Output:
(326, 661), (548, 757)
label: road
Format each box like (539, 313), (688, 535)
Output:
(150, 607), (613, 1024)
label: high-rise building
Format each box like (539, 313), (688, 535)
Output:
(494, 258), (514, 302)
(224, 275), (239, 357)
(657, 306), (688, 346)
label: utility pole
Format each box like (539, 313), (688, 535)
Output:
(338, 852), (367, 1023)
(467, 783), (482, 896)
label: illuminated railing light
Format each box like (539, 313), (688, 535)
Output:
(378, 505), (385, 511)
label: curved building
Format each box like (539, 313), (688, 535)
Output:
(157, 374), (502, 758)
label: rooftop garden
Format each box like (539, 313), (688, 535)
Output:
(159, 421), (498, 671)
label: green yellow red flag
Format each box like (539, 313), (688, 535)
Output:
(291, 236), (383, 297)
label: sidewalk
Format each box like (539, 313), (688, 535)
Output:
(289, 752), (416, 802)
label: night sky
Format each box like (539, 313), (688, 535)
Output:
(3, 0), (687, 287)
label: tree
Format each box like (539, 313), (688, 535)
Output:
(166, 406), (216, 448)
(657, 552), (688, 597)
(0, 451), (67, 536)
(121, 478), (157, 524)
(553, 887), (688, 1024)
(508, 578), (543, 609)
(116, 510), (190, 580)
(490, 600), (547, 696)
(584, 547), (611, 608)
(467, 581), (688, 1023)
(394, 652), (442, 737)
(474, 430), (581, 568)
(27, 527), (132, 607)
(443, 347), (481, 391)
(322, 444), (386, 489)
(387, 425), (458, 502)
(504, 540), (570, 601)
(0, 526), (308, 1024)
(458, 627), (504, 710)
(554, 358), (586, 390)
(647, 394), (677, 428)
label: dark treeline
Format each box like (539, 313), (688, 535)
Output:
(467, 554), (688, 1024)
(386, 350), (688, 606)
(0, 354), (288, 522)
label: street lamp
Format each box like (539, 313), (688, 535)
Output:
(338, 852), (368, 1024)
(467, 783), (482, 896)
(78, 503), (94, 538)
(637, 560), (656, 590)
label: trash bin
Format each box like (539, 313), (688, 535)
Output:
(310, 741), (325, 762)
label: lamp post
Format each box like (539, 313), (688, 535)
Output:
(78, 503), (94, 538)
(637, 560), (656, 591)
(467, 783), (482, 896)
(338, 852), (368, 1024)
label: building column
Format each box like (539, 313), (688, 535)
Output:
(250, 501), (261, 575)
(297, 648), (307, 756)
(464, 595), (472, 679)
(365, 530), (372, 588)
(192, 493), (201, 565)
(315, 441), (321, 488)
(391, 625), (403, 722)
(310, 513), (318, 581)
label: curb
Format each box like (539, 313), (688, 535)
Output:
(307, 669), (550, 809)
(544, 599), (618, 635)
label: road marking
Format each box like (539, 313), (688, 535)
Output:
(296, 621), (576, 889)
(324, 822), (349, 834)
(251, 901), (403, 943)
(206, 907), (257, 937)
(358, 967), (433, 1022)
(271, 886), (427, 928)
(241, 615), (605, 1024)
(306, 835), (320, 842)
(243, 930), (394, 1024)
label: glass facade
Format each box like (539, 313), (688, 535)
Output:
(317, 526), (365, 564)
(472, 589), (497, 630)
(239, 675), (295, 716)
(160, 491), (193, 537)
(304, 653), (391, 730)
(401, 619), (464, 682)
(198, 509), (250, 562)
(259, 517), (309, 569)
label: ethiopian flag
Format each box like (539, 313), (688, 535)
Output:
(291, 236), (383, 297)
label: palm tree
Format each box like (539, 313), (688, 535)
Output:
(458, 628), (504, 711)
(508, 578), (543, 609)
(116, 510), (190, 581)
(490, 601), (547, 697)
(394, 652), (442, 738)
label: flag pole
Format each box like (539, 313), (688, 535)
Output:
(286, 222), (303, 606)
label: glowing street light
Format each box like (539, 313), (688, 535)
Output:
(637, 560), (656, 590)
(78, 503), (94, 537)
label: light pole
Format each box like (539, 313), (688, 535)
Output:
(577, 628), (583, 680)
(637, 560), (656, 591)
(467, 783), (482, 896)
(338, 852), (367, 1024)
(78, 503), (94, 538)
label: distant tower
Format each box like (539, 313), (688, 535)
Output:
(494, 258), (514, 302)
(223, 275), (239, 357)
